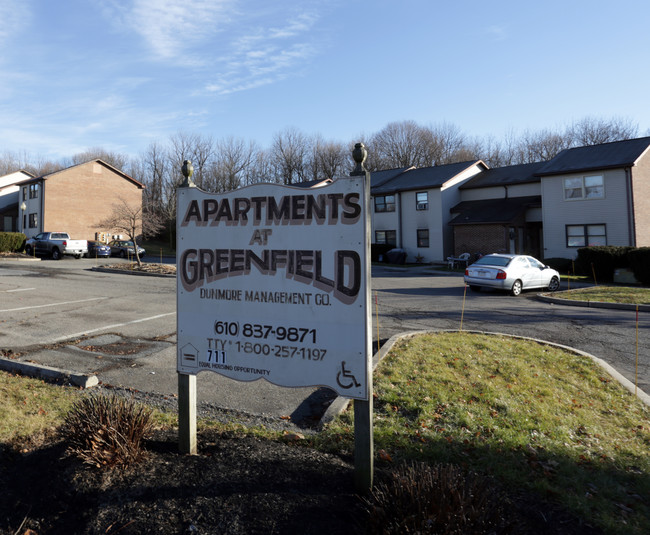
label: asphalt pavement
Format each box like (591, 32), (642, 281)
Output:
(1, 257), (648, 430)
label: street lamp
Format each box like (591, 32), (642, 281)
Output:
(20, 202), (26, 233)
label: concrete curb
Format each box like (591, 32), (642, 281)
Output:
(0, 256), (41, 262)
(0, 356), (99, 388)
(537, 293), (650, 312)
(318, 329), (650, 428)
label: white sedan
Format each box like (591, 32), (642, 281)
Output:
(464, 254), (561, 296)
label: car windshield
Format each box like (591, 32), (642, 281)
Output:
(473, 255), (512, 267)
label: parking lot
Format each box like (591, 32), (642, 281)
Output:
(1, 257), (648, 427)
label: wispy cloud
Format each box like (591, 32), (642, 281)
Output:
(205, 9), (322, 95)
(486, 25), (508, 41)
(99, 0), (235, 63)
(0, 0), (31, 46)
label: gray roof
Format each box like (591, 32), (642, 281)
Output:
(449, 196), (541, 225)
(371, 161), (486, 195)
(370, 167), (412, 189)
(459, 161), (546, 189)
(292, 178), (333, 188)
(536, 136), (650, 176)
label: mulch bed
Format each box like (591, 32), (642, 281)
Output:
(0, 429), (363, 535)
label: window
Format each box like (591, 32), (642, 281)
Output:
(29, 213), (38, 229)
(416, 192), (428, 210)
(417, 229), (429, 247)
(22, 187), (27, 201)
(375, 230), (397, 247)
(564, 175), (604, 200)
(566, 224), (606, 247)
(29, 183), (39, 199)
(374, 195), (395, 213)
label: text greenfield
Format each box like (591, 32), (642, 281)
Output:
(179, 191), (363, 302)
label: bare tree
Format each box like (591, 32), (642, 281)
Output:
(209, 136), (258, 192)
(567, 116), (638, 146)
(514, 129), (571, 163)
(139, 142), (169, 212)
(368, 120), (433, 169)
(244, 149), (275, 185)
(309, 136), (349, 180)
(430, 122), (473, 165)
(0, 150), (63, 176)
(69, 147), (130, 171)
(98, 198), (164, 267)
(270, 127), (310, 184)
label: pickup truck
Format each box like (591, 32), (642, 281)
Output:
(25, 232), (88, 260)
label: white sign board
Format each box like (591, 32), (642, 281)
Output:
(176, 178), (369, 400)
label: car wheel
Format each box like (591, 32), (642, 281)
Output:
(52, 248), (61, 260)
(120, 250), (126, 258)
(510, 279), (522, 296)
(469, 285), (481, 292)
(547, 276), (560, 292)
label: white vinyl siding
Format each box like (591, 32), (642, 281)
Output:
(542, 169), (630, 258)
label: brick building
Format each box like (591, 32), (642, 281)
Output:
(14, 159), (145, 241)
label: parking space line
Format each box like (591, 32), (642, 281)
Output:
(0, 297), (108, 313)
(6, 288), (36, 293)
(48, 312), (176, 344)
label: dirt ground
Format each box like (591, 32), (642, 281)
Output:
(1, 427), (363, 535)
(0, 422), (607, 535)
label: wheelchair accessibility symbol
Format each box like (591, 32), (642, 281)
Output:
(336, 361), (361, 389)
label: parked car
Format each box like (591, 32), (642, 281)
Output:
(24, 232), (88, 260)
(85, 240), (111, 258)
(108, 240), (146, 258)
(464, 254), (561, 296)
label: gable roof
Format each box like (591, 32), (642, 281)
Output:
(459, 161), (546, 189)
(536, 136), (650, 176)
(371, 161), (487, 195)
(370, 167), (413, 189)
(16, 159), (145, 189)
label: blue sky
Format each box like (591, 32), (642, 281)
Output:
(1, 0), (649, 161)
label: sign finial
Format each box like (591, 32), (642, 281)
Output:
(350, 143), (368, 176)
(181, 160), (196, 188)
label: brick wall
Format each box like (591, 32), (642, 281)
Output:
(632, 158), (650, 247)
(453, 224), (508, 256)
(42, 161), (143, 241)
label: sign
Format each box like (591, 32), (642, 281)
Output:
(176, 178), (369, 399)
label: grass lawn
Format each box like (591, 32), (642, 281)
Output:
(316, 332), (650, 535)
(554, 286), (650, 305)
(3, 335), (648, 533)
(141, 239), (175, 258)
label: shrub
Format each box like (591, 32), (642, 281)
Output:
(628, 247), (650, 285)
(363, 462), (515, 534)
(0, 232), (26, 252)
(575, 246), (634, 282)
(63, 393), (154, 469)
